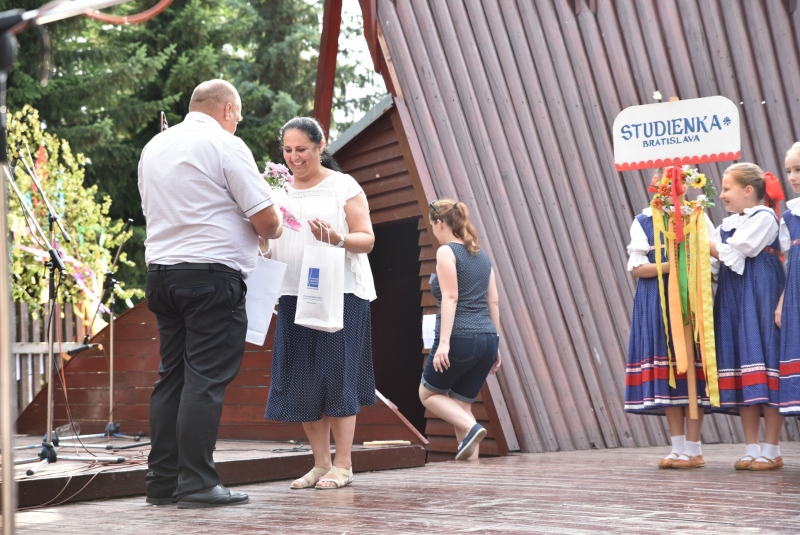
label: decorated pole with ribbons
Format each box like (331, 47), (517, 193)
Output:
(614, 95), (743, 417)
(650, 166), (719, 416)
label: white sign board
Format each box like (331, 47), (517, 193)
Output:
(613, 96), (741, 171)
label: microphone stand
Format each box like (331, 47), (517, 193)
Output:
(7, 143), (124, 474)
(56, 219), (150, 449)
(0, 70), (17, 535)
(0, 3), (139, 531)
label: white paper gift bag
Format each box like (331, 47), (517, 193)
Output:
(245, 254), (288, 346)
(294, 243), (345, 333)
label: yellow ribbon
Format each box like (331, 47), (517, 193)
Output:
(652, 209), (676, 387)
(695, 212), (719, 406)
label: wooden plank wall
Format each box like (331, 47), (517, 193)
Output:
(334, 110), (419, 225)
(375, 0), (800, 452)
(333, 109), (510, 458)
(15, 302), (428, 446)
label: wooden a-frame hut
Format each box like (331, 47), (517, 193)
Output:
(312, 0), (800, 453)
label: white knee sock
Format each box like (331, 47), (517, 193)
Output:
(745, 443), (761, 459)
(760, 443), (780, 460)
(682, 440), (701, 458)
(668, 435), (686, 458)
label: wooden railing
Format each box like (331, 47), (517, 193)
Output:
(11, 302), (89, 415)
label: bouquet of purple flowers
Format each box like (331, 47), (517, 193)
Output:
(262, 162), (293, 189)
(262, 161), (301, 232)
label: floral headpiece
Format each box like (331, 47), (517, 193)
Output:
(649, 166), (717, 243)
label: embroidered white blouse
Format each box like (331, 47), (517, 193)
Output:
(270, 172), (377, 301)
(779, 198), (800, 254)
(627, 208), (716, 272)
(712, 206), (780, 275)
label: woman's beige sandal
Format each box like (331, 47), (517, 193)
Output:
(315, 466), (354, 489)
(734, 455), (755, 470)
(749, 456), (783, 471)
(290, 466), (329, 489)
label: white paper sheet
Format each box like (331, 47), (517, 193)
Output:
(245, 255), (288, 346)
(422, 314), (437, 349)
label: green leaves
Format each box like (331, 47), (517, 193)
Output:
(3, 0), (386, 300)
(7, 106), (143, 311)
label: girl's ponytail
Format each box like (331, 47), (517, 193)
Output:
(431, 200), (480, 255)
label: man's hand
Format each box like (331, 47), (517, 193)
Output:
(250, 204), (282, 239)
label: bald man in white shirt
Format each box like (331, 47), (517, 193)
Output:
(139, 79), (282, 509)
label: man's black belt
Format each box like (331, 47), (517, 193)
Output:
(148, 263), (241, 275)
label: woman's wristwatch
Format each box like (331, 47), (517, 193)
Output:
(335, 235), (346, 248)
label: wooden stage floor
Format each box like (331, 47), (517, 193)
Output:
(9, 442), (800, 534)
(4, 436), (425, 509)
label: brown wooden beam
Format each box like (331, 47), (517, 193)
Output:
(376, 21), (398, 97)
(313, 0), (343, 138)
(359, 0), (380, 72)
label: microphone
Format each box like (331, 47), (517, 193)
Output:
(0, 9), (23, 34)
(66, 343), (103, 356)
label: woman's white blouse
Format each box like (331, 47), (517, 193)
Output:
(712, 206), (780, 275)
(270, 172), (377, 301)
(627, 208), (716, 272)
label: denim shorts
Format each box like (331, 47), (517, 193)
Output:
(421, 333), (499, 403)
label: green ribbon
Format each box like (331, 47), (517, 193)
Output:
(678, 240), (689, 323)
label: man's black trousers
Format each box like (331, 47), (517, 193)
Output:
(144, 264), (247, 499)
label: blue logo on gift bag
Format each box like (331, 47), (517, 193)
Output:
(307, 268), (320, 289)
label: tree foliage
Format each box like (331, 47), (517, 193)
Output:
(6, 106), (140, 315)
(3, 0), (386, 295)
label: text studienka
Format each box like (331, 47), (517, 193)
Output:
(619, 115), (729, 148)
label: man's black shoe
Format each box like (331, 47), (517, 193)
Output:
(146, 496), (176, 506)
(176, 485), (249, 509)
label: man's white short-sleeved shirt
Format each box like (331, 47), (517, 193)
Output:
(138, 112), (273, 276)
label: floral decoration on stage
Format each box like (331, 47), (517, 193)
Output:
(262, 161), (301, 232)
(649, 166), (719, 406)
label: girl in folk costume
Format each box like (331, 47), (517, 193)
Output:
(710, 162), (786, 471)
(776, 142), (800, 417)
(625, 168), (715, 469)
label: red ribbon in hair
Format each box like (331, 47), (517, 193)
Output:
(764, 171), (785, 217)
(667, 166), (685, 243)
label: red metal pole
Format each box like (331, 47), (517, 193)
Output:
(313, 0), (343, 138)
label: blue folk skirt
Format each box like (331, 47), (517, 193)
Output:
(625, 276), (709, 415)
(264, 293), (376, 422)
(713, 252), (784, 413)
